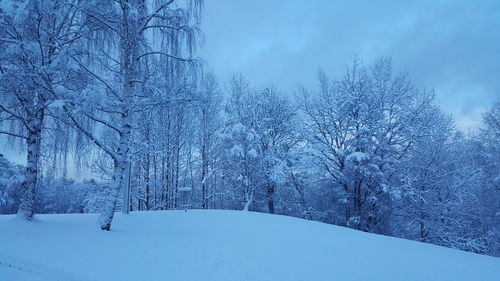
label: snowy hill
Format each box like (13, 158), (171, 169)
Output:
(0, 210), (498, 281)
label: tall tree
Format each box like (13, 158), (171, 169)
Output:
(299, 57), (436, 233)
(219, 74), (261, 211)
(250, 87), (296, 214)
(474, 103), (500, 255)
(197, 71), (222, 209)
(61, 0), (202, 230)
(393, 112), (489, 253)
(0, 0), (89, 220)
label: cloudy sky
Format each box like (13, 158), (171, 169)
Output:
(199, 0), (500, 132)
(2, 0), (498, 166)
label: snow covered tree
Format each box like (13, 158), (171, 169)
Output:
(393, 111), (489, 253)
(196, 71), (223, 209)
(60, 0), (202, 230)
(218, 74), (299, 213)
(218, 74), (260, 210)
(299, 57), (437, 234)
(35, 176), (93, 214)
(0, 154), (24, 214)
(247, 87), (297, 214)
(219, 122), (261, 211)
(472, 103), (500, 255)
(0, 0), (90, 220)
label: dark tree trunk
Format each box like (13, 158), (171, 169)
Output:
(267, 184), (275, 214)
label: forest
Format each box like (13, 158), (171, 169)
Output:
(0, 0), (498, 258)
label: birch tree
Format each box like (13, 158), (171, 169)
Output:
(0, 0), (88, 220)
(62, 0), (202, 230)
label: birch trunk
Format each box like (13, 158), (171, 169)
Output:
(99, 1), (136, 230)
(17, 119), (42, 220)
(201, 142), (209, 209)
(99, 158), (127, 230)
(17, 97), (44, 221)
(99, 113), (132, 230)
(243, 189), (253, 211)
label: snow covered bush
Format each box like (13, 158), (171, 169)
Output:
(0, 155), (23, 214)
(35, 178), (96, 214)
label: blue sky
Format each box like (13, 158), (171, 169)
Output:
(199, 0), (500, 132)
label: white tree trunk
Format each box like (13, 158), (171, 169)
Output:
(98, 1), (136, 230)
(99, 158), (127, 230)
(17, 109), (43, 221)
(243, 191), (253, 211)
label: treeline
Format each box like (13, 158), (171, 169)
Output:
(0, 1), (498, 256)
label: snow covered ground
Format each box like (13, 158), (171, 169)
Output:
(0, 210), (498, 281)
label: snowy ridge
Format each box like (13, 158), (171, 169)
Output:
(0, 210), (498, 281)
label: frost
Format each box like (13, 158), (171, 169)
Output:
(231, 123), (246, 134)
(230, 145), (244, 157)
(248, 148), (257, 158)
(346, 152), (369, 162)
(48, 99), (65, 109)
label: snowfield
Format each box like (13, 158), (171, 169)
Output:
(0, 210), (498, 281)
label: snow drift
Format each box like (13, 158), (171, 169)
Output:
(0, 210), (498, 281)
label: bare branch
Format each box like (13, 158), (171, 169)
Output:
(61, 106), (118, 162)
(135, 51), (192, 62)
(68, 54), (122, 102)
(83, 12), (123, 38)
(141, 24), (191, 32)
(83, 112), (122, 134)
(140, 0), (175, 31)
(0, 130), (28, 140)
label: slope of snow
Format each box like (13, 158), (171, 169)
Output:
(0, 210), (498, 281)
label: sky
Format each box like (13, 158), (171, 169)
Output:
(2, 0), (499, 166)
(199, 0), (500, 132)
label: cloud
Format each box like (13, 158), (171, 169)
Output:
(199, 0), (500, 131)
(447, 106), (487, 134)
